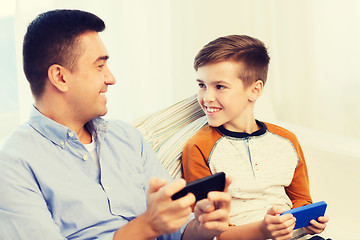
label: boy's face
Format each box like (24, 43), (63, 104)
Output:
(196, 61), (254, 132)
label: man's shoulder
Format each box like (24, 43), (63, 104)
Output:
(1, 122), (34, 152)
(105, 119), (144, 141)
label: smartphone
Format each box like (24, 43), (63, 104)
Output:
(171, 172), (226, 202)
(281, 201), (327, 229)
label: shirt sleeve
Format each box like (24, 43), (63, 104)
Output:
(265, 122), (313, 208)
(181, 127), (215, 183)
(284, 142), (313, 208)
(0, 152), (65, 240)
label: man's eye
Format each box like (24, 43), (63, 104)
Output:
(198, 83), (205, 88)
(97, 64), (104, 70)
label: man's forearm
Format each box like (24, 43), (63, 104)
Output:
(182, 219), (214, 240)
(113, 214), (159, 240)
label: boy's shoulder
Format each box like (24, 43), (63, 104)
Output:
(185, 124), (222, 147)
(263, 121), (301, 148)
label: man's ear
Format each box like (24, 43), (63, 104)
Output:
(48, 64), (69, 92)
(248, 80), (264, 102)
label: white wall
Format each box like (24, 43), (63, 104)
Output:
(169, 0), (360, 140)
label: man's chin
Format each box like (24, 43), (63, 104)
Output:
(94, 108), (108, 118)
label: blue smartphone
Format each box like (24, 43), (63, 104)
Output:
(281, 201), (327, 229)
(171, 172), (226, 202)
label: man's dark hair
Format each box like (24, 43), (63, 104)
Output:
(23, 9), (105, 98)
(194, 35), (270, 87)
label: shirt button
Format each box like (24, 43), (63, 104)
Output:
(60, 141), (65, 146)
(104, 185), (110, 191)
(82, 155), (88, 161)
(68, 132), (74, 137)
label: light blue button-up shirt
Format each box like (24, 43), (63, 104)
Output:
(0, 107), (190, 240)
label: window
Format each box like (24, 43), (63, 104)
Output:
(0, 1), (18, 146)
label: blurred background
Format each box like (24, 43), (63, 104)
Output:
(1, 0), (359, 238)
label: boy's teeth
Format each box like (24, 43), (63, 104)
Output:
(207, 107), (220, 113)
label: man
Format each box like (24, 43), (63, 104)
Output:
(0, 9), (231, 240)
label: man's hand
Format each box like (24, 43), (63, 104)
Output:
(113, 177), (196, 240)
(182, 176), (232, 240)
(143, 177), (196, 237)
(304, 215), (329, 235)
(261, 206), (296, 240)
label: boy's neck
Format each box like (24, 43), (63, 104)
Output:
(222, 116), (259, 134)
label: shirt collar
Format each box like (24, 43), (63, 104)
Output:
(27, 106), (108, 148)
(217, 120), (267, 138)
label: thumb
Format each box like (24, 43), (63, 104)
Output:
(267, 206), (285, 216)
(148, 177), (168, 194)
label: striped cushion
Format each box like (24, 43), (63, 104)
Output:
(133, 95), (207, 179)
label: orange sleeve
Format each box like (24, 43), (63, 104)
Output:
(265, 123), (313, 208)
(181, 126), (222, 183)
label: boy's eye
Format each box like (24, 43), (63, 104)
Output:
(198, 83), (206, 88)
(216, 85), (225, 90)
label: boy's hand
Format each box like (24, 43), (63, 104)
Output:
(192, 176), (232, 239)
(303, 215), (329, 235)
(261, 206), (296, 240)
(143, 178), (195, 237)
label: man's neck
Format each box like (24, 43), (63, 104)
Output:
(76, 125), (92, 144)
(35, 100), (93, 144)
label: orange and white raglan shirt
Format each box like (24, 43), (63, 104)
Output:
(182, 120), (312, 226)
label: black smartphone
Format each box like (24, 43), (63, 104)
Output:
(171, 172), (226, 202)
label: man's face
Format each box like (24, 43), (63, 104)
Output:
(196, 61), (253, 132)
(65, 31), (116, 123)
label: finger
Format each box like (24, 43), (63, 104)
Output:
(148, 177), (168, 194)
(161, 178), (186, 200)
(308, 219), (326, 232)
(198, 219), (229, 232)
(267, 205), (286, 216)
(267, 215), (296, 231)
(195, 199), (215, 213)
(317, 215), (329, 223)
(305, 224), (323, 234)
(208, 191), (231, 210)
(270, 221), (295, 238)
(198, 208), (229, 224)
(223, 176), (232, 192)
(174, 192), (196, 209)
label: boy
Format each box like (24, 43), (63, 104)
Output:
(182, 35), (329, 239)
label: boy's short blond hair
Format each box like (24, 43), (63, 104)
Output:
(194, 35), (270, 87)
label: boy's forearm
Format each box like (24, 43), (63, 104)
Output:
(218, 221), (267, 240)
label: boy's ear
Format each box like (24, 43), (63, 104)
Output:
(248, 80), (263, 102)
(47, 64), (69, 92)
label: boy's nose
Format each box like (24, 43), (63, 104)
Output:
(203, 90), (215, 102)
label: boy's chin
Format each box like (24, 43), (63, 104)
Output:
(207, 121), (222, 128)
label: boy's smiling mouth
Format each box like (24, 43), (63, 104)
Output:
(205, 106), (221, 113)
